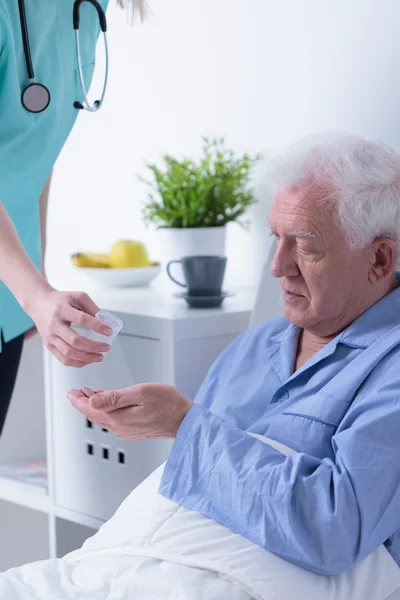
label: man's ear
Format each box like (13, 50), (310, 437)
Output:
(368, 237), (398, 283)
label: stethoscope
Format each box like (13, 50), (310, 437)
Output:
(17, 0), (109, 114)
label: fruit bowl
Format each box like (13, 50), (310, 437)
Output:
(71, 241), (161, 288)
(72, 262), (162, 288)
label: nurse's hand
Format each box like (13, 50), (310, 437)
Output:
(24, 326), (38, 340)
(67, 384), (194, 439)
(28, 288), (113, 367)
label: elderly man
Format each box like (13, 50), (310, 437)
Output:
(69, 134), (400, 577)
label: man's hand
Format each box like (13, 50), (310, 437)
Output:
(67, 383), (194, 439)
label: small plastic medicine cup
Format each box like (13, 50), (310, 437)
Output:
(71, 310), (123, 347)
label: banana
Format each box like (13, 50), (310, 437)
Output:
(71, 253), (110, 268)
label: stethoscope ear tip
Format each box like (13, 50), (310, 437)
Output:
(73, 100), (101, 112)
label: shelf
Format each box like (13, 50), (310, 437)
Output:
(53, 505), (104, 531)
(0, 474), (50, 514)
(0, 473), (105, 532)
(0, 460), (50, 514)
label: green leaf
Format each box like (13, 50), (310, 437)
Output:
(139, 137), (261, 229)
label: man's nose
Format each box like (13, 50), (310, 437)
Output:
(269, 240), (299, 278)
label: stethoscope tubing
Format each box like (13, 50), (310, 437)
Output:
(18, 0), (108, 113)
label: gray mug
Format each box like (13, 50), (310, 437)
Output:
(167, 255), (227, 296)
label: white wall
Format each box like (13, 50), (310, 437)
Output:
(0, 336), (46, 463)
(47, 0), (400, 289)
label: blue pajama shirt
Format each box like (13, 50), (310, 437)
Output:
(160, 283), (400, 575)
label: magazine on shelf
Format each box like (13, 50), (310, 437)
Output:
(0, 459), (47, 489)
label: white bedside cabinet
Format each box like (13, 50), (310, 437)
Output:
(0, 282), (255, 569)
(44, 283), (256, 553)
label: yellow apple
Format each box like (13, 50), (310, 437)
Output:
(109, 240), (150, 268)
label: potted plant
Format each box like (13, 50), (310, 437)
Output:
(139, 137), (261, 263)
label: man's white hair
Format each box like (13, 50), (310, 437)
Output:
(116, 0), (148, 21)
(269, 134), (400, 252)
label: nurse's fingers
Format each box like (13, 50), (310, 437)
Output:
(60, 323), (111, 355)
(71, 291), (100, 317)
(47, 343), (87, 369)
(61, 299), (113, 337)
(52, 337), (104, 366)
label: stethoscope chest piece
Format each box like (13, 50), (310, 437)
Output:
(21, 83), (51, 114)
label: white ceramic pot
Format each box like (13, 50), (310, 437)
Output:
(161, 226), (226, 258)
(154, 226), (227, 288)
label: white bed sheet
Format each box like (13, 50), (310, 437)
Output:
(0, 435), (399, 600)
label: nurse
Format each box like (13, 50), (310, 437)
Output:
(0, 0), (146, 436)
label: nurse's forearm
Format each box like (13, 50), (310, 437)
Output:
(39, 171), (53, 272)
(0, 200), (53, 310)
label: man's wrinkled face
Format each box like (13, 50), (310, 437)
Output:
(268, 187), (372, 336)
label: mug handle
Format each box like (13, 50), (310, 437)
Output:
(166, 260), (186, 287)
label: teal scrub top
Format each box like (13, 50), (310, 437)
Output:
(0, 0), (109, 351)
